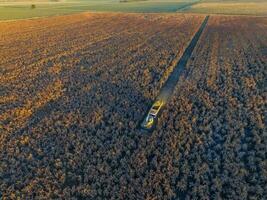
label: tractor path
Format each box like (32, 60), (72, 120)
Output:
(158, 15), (209, 102)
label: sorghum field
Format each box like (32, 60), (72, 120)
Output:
(157, 16), (267, 199)
(0, 13), (204, 199)
(0, 13), (266, 199)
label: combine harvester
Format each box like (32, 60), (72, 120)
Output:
(141, 100), (164, 130)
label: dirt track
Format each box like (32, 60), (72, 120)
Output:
(141, 16), (209, 131)
(158, 16), (209, 102)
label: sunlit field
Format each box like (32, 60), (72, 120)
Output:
(0, 0), (266, 199)
(0, 0), (198, 20)
(1, 12), (266, 198)
(1, 0), (266, 20)
(183, 2), (267, 15)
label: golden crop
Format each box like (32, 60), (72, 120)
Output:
(0, 13), (266, 199)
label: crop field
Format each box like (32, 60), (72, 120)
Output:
(1, 0), (266, 20)
(183, 2), (267, 15)
(157, 15), (267, 199)
(0, 13), (205, 198)
(0, 12), (266, 199)
(0, 0), (199, 20)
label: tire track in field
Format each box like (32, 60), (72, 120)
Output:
(159, 16), (209, 102)
(141, 16), (209, 130)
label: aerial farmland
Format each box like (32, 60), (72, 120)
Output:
(0, 0), (266, 199)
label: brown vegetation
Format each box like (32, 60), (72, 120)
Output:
(156, 16), (266, 199)
(0, 13), (266, 199)
(0, 13), (204, 199)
